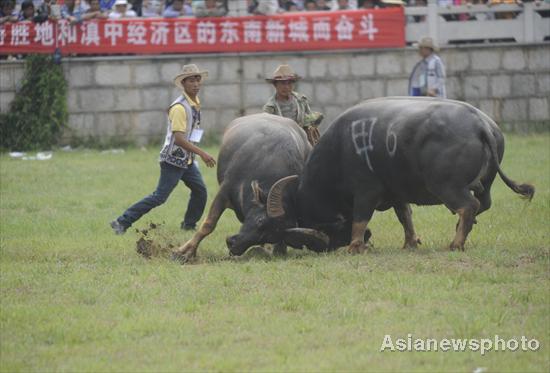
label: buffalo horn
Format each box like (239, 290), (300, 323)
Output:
(283, 227), (330, 252)
(266, 175), (299, 218)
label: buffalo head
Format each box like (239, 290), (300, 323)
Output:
(226, 175), (329, 256)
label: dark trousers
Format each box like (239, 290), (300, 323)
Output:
(117, 161), (207, 229)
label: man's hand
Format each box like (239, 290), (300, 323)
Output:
(427, 89), (437, 97)
(200, 152), (216, 168)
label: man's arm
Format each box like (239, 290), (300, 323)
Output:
(263, 103), (275, 114)
(168, 104), (215, 168)
(173, 132), (216, 168)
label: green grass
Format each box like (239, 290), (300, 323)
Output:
(1, 135), (549, 372)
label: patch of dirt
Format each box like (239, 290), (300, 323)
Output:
(134, 222), (175, 259)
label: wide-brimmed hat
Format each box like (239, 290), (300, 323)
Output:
(174, 64), (208, 90)
(414, 36), (439, 51)
(265, 64), (301, 83)
(381, 0), (405, 5)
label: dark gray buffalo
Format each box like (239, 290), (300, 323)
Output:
(272, 97), (535, 253)
(172, 113), (328, 262)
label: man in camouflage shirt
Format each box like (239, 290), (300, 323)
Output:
(263, 64), (324, 146)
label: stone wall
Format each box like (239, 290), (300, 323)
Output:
(1, 43), (548, 145)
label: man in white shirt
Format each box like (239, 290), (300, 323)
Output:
(108, 0), (136, 18)
(408, 37), (447, 98)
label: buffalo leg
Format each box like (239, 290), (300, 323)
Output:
(438, 189), (480, 251)
(172, 191), (229, 263)
(348, 186), (382, 254)
(393, 203), (421, 249)
(474, 188), (492, 217)
(348, 221), (371, 254)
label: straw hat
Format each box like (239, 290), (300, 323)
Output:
(265, 64), (301, 83)
(381, 0), (405, 5)
(414, 37), (439, 51)
(174, 64), (208, 90)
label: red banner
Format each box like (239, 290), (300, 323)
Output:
(0, 9), (404, 55)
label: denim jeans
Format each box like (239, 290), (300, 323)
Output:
(117, 161), (207, 229)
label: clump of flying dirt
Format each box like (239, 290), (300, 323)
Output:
(135, 222), (176, 259)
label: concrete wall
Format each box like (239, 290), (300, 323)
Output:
(1, 43), (549, 146)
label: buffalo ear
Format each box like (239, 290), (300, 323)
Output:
(283, 228), (329, 252)
(251, 180), (266, 205)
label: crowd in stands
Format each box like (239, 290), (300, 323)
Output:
(2, 0), (544, 25)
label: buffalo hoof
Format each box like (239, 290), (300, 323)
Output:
(171, 246), (197, 264)
(403, 236), (422, 250)
(348, 241), (367, 254)
(449, 242), (465, 252)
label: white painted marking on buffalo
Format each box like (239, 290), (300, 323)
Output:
(351, 118), (377, 172)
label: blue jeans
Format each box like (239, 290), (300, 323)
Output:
(117, 161), (207, 229)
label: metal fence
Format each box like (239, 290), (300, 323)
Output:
(227, 1), (550, 46)
(405, 2), (550, 45)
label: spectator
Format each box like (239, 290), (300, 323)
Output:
(315, 0), (331, 10)
(407, 0), (426, 22)
(83, 0), (109, 18)
(194, 0), (226, 16)
(128, 0), (141, 15)
(163, 0), (191, 17)
(304, 0), (317, 9)
(380, 0), (405, 7)
(263, 64), (324, 146)
(34, 0), (56, 22)
(468, 0), (494, 21)
(110, 64), (216, 235)
(1, 0), (17, 24)
(282, 0), (299, 10)
(100, 0), (116, 11)
(248, 0), (281, 14)
(142, 0), (163, 16)
(336, 0), (353, 9)
(408, 37), (447, 98)
(359, 0), (381, 8)
(18, 0), (35, 20)
(109, 0), (137, 18)
(489, 0), (520, 19)
(61, 0), (85, 23)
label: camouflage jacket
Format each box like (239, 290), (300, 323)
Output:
(263, 92), (318, 128)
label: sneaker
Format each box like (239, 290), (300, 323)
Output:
(110, 220), (127, 235)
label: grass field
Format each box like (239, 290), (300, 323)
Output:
(1, 135), (549, 372)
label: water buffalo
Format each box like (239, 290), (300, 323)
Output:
(273, 97), (535, 252)
(172, 113), (328, 262)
